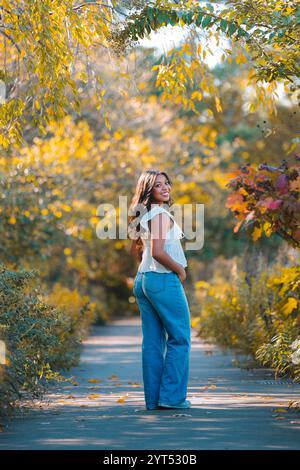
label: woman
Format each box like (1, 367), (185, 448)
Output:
(129, 169), (191, 411)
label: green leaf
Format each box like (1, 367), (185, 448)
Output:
(220, 19), (227, 32)
(202, 16), (212, 28)
(228, 23), (238, 36)
(195, 13), (204, 26)
(169, 11), (178, 26)
(182, 12), (193, 25)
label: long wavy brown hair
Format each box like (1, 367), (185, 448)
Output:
(128, 169), (174, 249)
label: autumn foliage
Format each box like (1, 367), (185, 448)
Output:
(225, 156), (300, 248)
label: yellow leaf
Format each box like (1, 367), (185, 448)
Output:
(263, 221), (273, 237)
(282, 297), (298, 315)
(105, 115), (111, 130)
(181, 43), (192, 55)
(215, 96), (222, 112)
(236, 54), (248, 64)
(191, 91), (202, 100)
(87, 378), (101, 383)
(138, 81), (147, 90)
(195, 280), (210, 289)
(88, 394), (101, 399)
(252, 226), (262, 241)
(274, 408), (288, 413)
(114, 130), (122, 140)
(117, 393), (129, 403)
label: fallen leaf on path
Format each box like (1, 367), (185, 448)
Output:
(118, 394), (129, 403)
(87, 394), (101, 399)
(72, 381), (79, 386)
(87, 379), (101, 383)
(109, 375), (119, 380)
(274, 408), (288, 413)
(203, 384), (217, 390)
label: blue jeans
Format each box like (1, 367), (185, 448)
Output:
(133, 271), (191, 410)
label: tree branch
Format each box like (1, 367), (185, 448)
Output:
(0, 30), (21, 53)
(73, 2), (129, 18)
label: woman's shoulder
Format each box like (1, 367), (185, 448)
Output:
(140, 205), (170, 230)
(144, 205), (171, 222)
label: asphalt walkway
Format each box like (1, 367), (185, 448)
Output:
(1, 317), (300, 450)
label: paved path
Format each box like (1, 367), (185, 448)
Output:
(1, 317), (300, 450)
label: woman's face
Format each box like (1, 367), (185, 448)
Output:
(151, 174), (171, 205)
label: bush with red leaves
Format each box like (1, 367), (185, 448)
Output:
(225, 155), (300, 248)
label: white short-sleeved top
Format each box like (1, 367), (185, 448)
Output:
(137, 205), (188, 273)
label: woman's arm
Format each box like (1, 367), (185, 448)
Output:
(150, 213), (185, 277)
(130, 239), (143, 262)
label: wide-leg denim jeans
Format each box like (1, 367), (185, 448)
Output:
(133, 271), (191, 410)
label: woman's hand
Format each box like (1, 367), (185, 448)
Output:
(177, 267), (186, 284)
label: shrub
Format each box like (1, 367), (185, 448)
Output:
(195, 254), (300, 380)
(0, 264), (97, 419)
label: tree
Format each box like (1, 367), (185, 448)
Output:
(110, 1), (300, 85)
(1, 1), (299, 149)
(0, 0), (115, 149)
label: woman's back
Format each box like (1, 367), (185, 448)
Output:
(138, 205), (188, 273)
